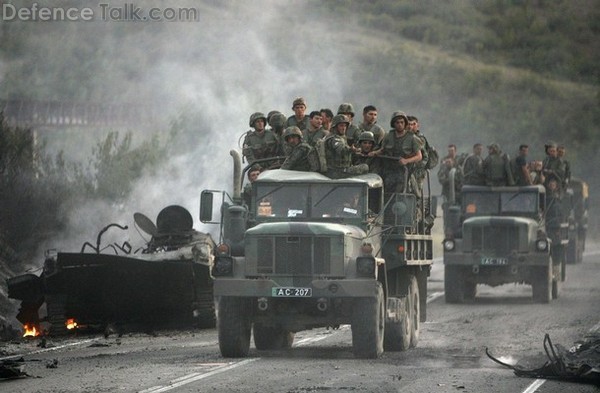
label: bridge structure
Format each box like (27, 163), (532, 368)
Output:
(0, 99), (160, 129)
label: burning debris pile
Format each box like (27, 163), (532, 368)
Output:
(7, 205), (216, 337)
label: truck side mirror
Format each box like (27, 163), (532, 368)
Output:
(200, 191), (214, 223)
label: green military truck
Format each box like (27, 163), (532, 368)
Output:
(200, 150), (435, 358)
(442, 181), (567, 303)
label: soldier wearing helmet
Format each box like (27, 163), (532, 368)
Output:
(482, 143), (514, 186)
(303, 111), (329, 147)
(242, 112), (280, 169)
(375, 110), (423, 197)
(353, 131), (382, 175)
(358, 105), (385, 146)
(286, 97), (309, 131)
(323, 114), (367, 179)
(337, 103), (361, 147)
(542, 140), (566, 190)
(280, 127), (312, 172)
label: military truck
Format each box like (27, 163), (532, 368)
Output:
(200, 150), (435, 358)
(442, 177), (567, 303)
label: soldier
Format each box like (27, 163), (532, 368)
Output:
(242, 112), (280, 169)
(443, 144), (458, 165)
(243, 166), (261, 207)
(353, 131), (382, 175)
(437, 155), (463, 204)
(407, 115), (431, 190)
(510, 144), (533, 186)
(557, 145), (571, 186)
(462, 143), (485, 186)
(337, 103), (361, 146)
(482, 143), (514, 186)
(280, 127), (312, 172)
(376, 111), (423, 199)
(320, 108), (334, 131)
(286, 97), (309, 131)
(542, 141), (566, 190)
(358, 105), (385, 145)
(303, 111), (329, 147)
(324, 114), (367, 179)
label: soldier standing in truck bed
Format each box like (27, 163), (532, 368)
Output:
(286, 97), (309, 131)
(303, 111), (329, 147)
(358, 105), (385, 146)
(376, 111), (423, 199)
(352, 131), (382, 175)
(280, 127), (312, 172)
(324, 114), (367, 179)
(337, 103), (361, 147)
(510, 144), (533, 186)
(242, 112), (280, 169)
(483, 143), (514, 186)
(542, 141), (566, 190)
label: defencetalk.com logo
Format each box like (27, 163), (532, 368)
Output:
(1, 2), (201, 22)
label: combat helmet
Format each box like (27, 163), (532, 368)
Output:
(358, 131), (375, 143)
(292, 97), (306, 109)
(331, 114), (350, 130)
(337, 103), (355, 116)
(283, 126), (303, 141)
(267, 110), (282, 124)
(249, 112), (267, 128)
(269, 113), (287, 128)
(389, 111), (409, 127)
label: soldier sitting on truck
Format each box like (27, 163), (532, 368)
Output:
(280, 127), (313, 172)
(324, 114), (368, 179)
(242, 112), (281, 169)
(352, 131), (382, 175)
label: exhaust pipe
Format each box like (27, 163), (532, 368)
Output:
(257, 297), (268, 311)
(317, 298), (328, 312)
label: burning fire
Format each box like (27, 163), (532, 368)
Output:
(66, 318), (78, 330)
(22, 323), (40, 337)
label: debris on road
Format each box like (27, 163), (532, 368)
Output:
(0, 358), (29, 379)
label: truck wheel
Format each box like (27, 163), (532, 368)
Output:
(408, 275), (420, 348)
(253, 324), (294, 350)
(352, 283), (384, 358)
(384, 297), (410, 351)
(532, 266), (552, 303)
(217, 297), (251, 358)
(444, 266), (465, 304)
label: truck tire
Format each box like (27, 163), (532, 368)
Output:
(352, 283), (384, 359)
(532, 266), (552, 303)
(253, 324), (294, 350)
(384, 297), (410, 351)
(217, 297), (251, 358)
(444, 266), (465, 304)
(408, 275), (420, 349)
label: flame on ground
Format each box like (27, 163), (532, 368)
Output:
(66, 318), (78, 330)
(23, 323), (40, 337)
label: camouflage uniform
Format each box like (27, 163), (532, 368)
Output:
(462, 153), (485, 185)
(437, 160), (463, 203)
(358, 122), (386, 146)
(324, 115), (367, 179)
(280, 127), (312, 172)
(542, 156), (566, 188)
(242, 113), (280, 168)
(380, 128), (423, 195)
(352, 132), (382, 175)
(482, 143), (514, 186)
(411, 131), (430, 189)
(302, 127), (329, 147)
(337, 103), (360, 146)
(286, 115), (309, 131)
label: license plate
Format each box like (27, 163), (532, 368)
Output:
(271, 287), (312, 297)
(481, 257), (508, 265)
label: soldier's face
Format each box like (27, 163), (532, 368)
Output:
(293, 105), (306, 117)
(254, 119), (265, 131)
(248, 171), (260, 182)
(547, 147), (557, 157)
(361, 140), (374, 152)
(364, 110), (377, 124)
(287, 135), (300, 146)
(408, 120), (418, 132)
(393, 118), (406, 132)
(336, 123), (348, 135)
(310, 115), (322, 128)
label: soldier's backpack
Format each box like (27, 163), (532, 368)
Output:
(424, 140), (439, 170)
(307, 138), (328, 173)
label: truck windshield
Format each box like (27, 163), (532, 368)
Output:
(255, 184), (364, 219)
(463, 191), (538, 216)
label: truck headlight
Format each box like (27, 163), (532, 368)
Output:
(356, 256), (376, 276)
(443, 239), (455, 251)
(535, 239), (548, 251)
(212, 256), (233, 276)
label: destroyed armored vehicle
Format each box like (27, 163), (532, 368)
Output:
(8, 205), (215, 335)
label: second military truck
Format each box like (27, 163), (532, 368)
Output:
(200, 151), (435, 358)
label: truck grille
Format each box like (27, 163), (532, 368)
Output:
(470, 226), (520, 254)
(256, 236), (334, 275)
